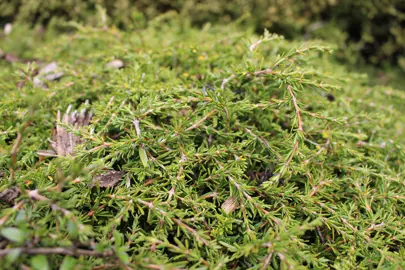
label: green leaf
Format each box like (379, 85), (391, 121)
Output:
(139, 147), (149, 168)
(113, 230), (123, 247)
(15, 210), (27, 225)
(116, 246), (129, 264)
(94, 243), (105, 253)
(67, 220), (78, 238)
(1, 227), (25, 243)
(6, 248), (21, 263)
(60, 256), (77, 270)
(31, 255), (49, 270)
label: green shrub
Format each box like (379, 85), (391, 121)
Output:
(1, 18), (405, 268)
(1, 0), (405, 66)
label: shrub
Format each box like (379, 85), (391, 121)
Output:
(1, 0), (405, 66)
(1, 18), (405, 268)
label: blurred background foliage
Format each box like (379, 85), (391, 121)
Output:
(1, 0), (404, 70)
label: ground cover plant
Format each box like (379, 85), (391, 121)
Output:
(2, 0), (405, 69)
(1, 12), (405, 269)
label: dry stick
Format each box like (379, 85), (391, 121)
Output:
(88, 142), (112, 153)
(252, 68), (275, 77)
(143, 265), (183, 270)
(309, 179), (333, 197)
(90, 264), (122, 270)
(249, 39), (263, 51)
(287, 85), (303, 132)
(277, 252), (292, 270)
(221, 74), (235, 90)
(28, 189), (49, 201)
(316, 226), (326, 243)
(0, 247), (114, 258)
(366, 223), (385, 232)
(261, 251), (274, 270)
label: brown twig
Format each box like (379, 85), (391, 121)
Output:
(143, 264), (183, 270)
(221, 74), (235, 89)
(309, 179), (333, 197)
(91, 264), (121, 270)
(261, 251), (273, 270)
(316, 226), (326, 243)
(252, 68), (274, 76)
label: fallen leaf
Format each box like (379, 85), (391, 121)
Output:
(40, 105), (93, 157)
(106, 59), (124, 69)
(36, 62), (64, 83)
(40, 62), (58, 74)
(92, 170), (125, 188)
(43, 72), (64, 81)
(221, 196), (239, 214)
(0, 186), (20, 203)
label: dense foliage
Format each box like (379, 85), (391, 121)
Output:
(1, 12), (405, 268)
(1, 0), (405, 67)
